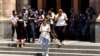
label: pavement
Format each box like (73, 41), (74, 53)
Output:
(0, 39), (100, 56)
(0, 54), (33, 56)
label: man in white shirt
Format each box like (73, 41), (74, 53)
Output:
(10, 10), (19, 41)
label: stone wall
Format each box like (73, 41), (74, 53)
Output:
(95, 0), (100, 43)
(0, 0), (16, 39)
(0, 0), (2, 17)
(16, 0), (29, 13)
(0, 0), (99, 18)
(0, 0), (99, 40)
(89, 0), (100, 14)
(4, 21), (12, 39)
(2, 0), (16, 17)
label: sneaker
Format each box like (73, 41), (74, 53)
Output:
(21, 45), (24, 48)
(46, 54), (49, 56)
(17, 44), (19, 48)
(58, 42), (62, 48)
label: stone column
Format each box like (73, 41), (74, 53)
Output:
(22, 0), (29, 8)
(1, 0), (16, 39)
(95, 0), (100, 43)
(95, 14), (100, 43)
(0, 0), (4, 39)
(16, 0), (21, 13)
(57, 0), (61, 9)
(37, 0), (43, 10)
(95, 0), (100, 14)
(89, 0), (95, 8)
(90, 0), (100, 15)
(16, 0), (29, 13)
(2, 0), (16, 17)
(72, 0), (79, 19)
(72, 0), (79, 15)
(42, 0), (46, 9)
(23, 0), (29, 6)
(89, 0), (96, 42)
(0, 0), (2, 17)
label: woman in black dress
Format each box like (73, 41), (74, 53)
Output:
(16, 16), (26, 48)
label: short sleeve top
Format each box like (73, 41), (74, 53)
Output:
(11, 15), (19, 23)
(55, 13), (68, 26)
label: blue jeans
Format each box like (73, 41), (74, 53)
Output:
(40, 37), (49, 55)
(30, 22), (36, 39)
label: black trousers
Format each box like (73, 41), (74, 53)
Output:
(11, 25), (17, 41)
(55, 26), (66, 42)
(26, 24), (33, 42)
(50, 24), (57, 41)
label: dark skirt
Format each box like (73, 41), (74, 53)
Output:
(17, 21), (25, 39)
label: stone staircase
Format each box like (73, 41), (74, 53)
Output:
(0, 39), (100, 56)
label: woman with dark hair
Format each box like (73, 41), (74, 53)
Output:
(10, 10), (19, 41)
(16, 16), (26, 48)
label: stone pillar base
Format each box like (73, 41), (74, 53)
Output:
(95, 14), (100, 43)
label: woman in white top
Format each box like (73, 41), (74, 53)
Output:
(10, 10), (19, 41)
(39, 18), (51, 56)
(55, 9), (68, 46)
(47, 10), (57, 42)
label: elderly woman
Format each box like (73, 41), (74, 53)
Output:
(55, 9), (68, 46)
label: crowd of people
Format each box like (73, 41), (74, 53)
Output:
(10, 6), (95, 56)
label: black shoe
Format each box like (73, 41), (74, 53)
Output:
(27, 40), (31, 43)
(32, 39), (35, 43)
(58, 44), (61, 48)
(32, 41), (35, 43)
(58, 42), (62, 48)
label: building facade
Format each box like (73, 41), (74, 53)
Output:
(0, 0), (100, 42)
(0, 0), (100, 18)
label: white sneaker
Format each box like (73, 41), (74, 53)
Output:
(46, 54), (49, 56)
(58, 42), (62, 45)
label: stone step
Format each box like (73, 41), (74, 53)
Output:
(1, 42), (100, 49)
(0, 51), (100, 56)
(0, 54), (33, 56)
(0, 46), (100, 54)
(0, 40), (100, 56)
